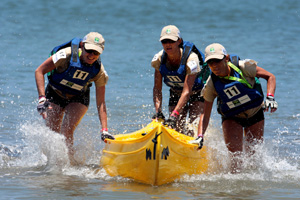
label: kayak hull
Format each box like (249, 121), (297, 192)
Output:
(100, 121), (208, 185)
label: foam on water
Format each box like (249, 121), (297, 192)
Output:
(0, 118), (298, 187)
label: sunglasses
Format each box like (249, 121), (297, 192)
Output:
(161, 39), (176, 44)
(83, 46), (100, 56)
(207, 56), (226, 65)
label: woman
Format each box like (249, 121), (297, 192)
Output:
(151, 25), (208, 135)
(191, 43), (278, 172)
(35, 32), (114, 163)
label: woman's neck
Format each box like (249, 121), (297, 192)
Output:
(167, 49), (181, 66)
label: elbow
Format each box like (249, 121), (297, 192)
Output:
(267, 72), (276, 84)
(35, 68), (42, 79)
(35, 68), (39, 75)
(271, 73), (276, 82)
(35, 67), (45, 77)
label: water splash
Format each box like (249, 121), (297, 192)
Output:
(0, 120), (115, 180)
(0, 117), (299, 186)
(18, 122), (69, 170)
(179, 122), (300, 187)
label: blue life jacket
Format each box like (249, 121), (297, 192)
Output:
(212, 54), (264, 117)
(159, 41), (209, 91)
(47, 38), (101, 96)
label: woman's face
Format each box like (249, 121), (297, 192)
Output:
(207, 55), (230, 77)
(81, 44), (100, 65)
(161, 38), (181, 56)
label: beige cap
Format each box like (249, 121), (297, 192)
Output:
(82, 32), (105, 54)
(159, 25), (181, 41)
(204, 43), (227, 62)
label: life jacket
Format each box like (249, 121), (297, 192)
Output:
(212, 54), (264, 117)
(159, 41), (210, 91)
(47, 38), (101, 96)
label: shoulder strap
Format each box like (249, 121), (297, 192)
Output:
(161, 51), (167, 65)
(222, 62), (253, 89)
(181, 41), (205, 66)
(230, 54), (239, 68)
(49, 37), (82, 57)
(180, 41), (193, 67)
(71, 39), (80, 63)
(192, 45), (204, 66)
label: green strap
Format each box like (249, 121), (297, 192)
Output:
(221, 62), (253, 89)
(198, 62), (210, 84)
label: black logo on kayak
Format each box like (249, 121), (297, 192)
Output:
(146, 148), (152, 160)
(145, 131), (169, 161)
(161, 146), (169, 160)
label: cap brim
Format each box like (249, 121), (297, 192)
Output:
(159, 35), (179, 42)
(84, 43), (103, 54)
(204, 54), (224, 62)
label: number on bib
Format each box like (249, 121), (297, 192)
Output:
(167, 75), (182, 82)
(224, 85), (241, 99)
(73, 70), (89, 80)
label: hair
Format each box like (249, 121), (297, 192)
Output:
(178, 38), (183, 48)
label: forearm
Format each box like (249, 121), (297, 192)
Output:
(98, 102), (108, 129)
(173, 74), (195, 113)
(153, 69), (163, 113)
(266, 74), (276, 95)
(96, 85), (108, 129)
(173, 90), (190, 113)
(35, 57), (56, 97)
(35, 70), (46, 96)
(153, 87), (162, 113)
(197, 101), (213, 136)
(198, 113), (209, 136)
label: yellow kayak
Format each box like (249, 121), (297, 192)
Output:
(100, 120), (208, 186)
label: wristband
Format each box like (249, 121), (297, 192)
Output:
(171, 110), (179, 117)
(101, 128), (108, 132)
(267, 93), (274, 97)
